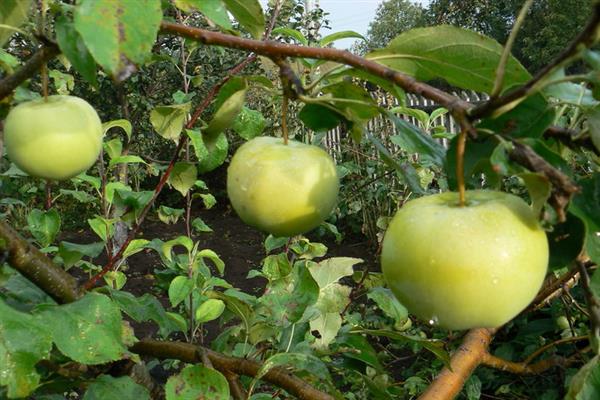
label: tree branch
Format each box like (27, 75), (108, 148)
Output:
(0, 221), (80, 303)
(130, 340), (335, 400)
(544, 126), (600, 156)
(481, 351), (582, 375)
(158, 21), (473, 116)
(418, 328), (496, 400)
(471, 2), (600, 119)
(0, 43), (60, 101)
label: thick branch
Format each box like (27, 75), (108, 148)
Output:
(131, 340), (335, 400)
(418, 328), (496, 400)
(0, 221), (80, 303)
(471, 2), (600, 119)
(159, 22), (472, 115)
(544, 126), (600, 156)
(0, 44), (59, 101)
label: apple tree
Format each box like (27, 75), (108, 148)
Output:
(0, 0), (599, 399)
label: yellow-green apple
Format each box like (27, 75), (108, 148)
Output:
(4, 95), (103, 180)
(381, 190), (548, 330)
(227, 136), (339, 237)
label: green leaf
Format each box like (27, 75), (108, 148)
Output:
(232, 107), (266, 140)
(110, 290), (180, 337)
(0, 299), (52, 399)
(272, 27), (308, 45)
(55, 14), (98, 87)
(321, 81), (380, 121)
(173, 0), (232, 30)
(88, 216), (114, 242)
(187, 129), (229, 173)
(158, 206), (185, 225)
(478, 92), (554, 138)
(335, 333), (383, 371)
(168, 162), (197, 196)
(27, 208), (61, 248)
(83, 375), (150, 400)
(104, 138), (123, 159)
(204, 89), (247, 141)
(390, 106), (430, 128)
(162, 236), (194, 262)
(264, 235), (288, 253)
(565, 356), (600, 400)
(59, 189), (96, 204)
(368, 25), (530, 93)
(168, 276), (194, 308)
(0, 0), (32, 48)
(222, 0), (265, 39)
(309, 257), (362, 288)
(37, 293), (130, 364)
(58, 241), (105, 269)
(310, 312), (342, 349)
(320, 30), (365, 47)
(250, 353), (330, 393)
(197, 249), (225, 275)
(387, 113), (446, 167)
(109, 155), (147, 168)
(199, 193), (217, 209)
(586, 106), (600, 153)
(569, 174), (600, 265)
(367, 133), (425, 195)
(150, 103), (191, 141)
(367, 287), (408, 326)
(445, 135), (500, 191)
(104, 270), (127, 290)
(74, 0), (162, 80)
(548, 213), (586, 270)
(518, 173), (552, 216)
(192, 217), (213, 233)
(299, 103), (345, 131)
(166, 365), (229, 400)
(122, 239), (149, 259)
(195, 299), (225, 323)
(103, 119), (133, 141)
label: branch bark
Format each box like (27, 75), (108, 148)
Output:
(418, 328), (496, 400)
(0, 43), (60, 101)
(131, 340), (335, 400)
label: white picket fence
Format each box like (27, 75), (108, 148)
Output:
(323, 90), (490, 160)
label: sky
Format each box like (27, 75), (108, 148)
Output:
(260, 0), (431, 49)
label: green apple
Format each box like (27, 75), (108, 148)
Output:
(227, 136), (339, 237)
(4, 95), (103, 180)
(381, 190), (548, 330)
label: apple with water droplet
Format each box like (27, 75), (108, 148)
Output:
(227, 136), (339, 237)
(381, 190), (549, 330)
(4, 95), (103, 180)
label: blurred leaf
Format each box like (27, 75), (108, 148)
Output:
(122, 239), (149, 259)
(565, 356), (600, 400)
(109, 155), (147, 168)
(168, 276), (194, 308)
(192, 217), (213, 233)
(548, 213), (585, 271)
(54, 15), (98, 87)
(518, 173), (551, 216)
(173, 0), (232, 30)
(104, 138), (123, 160)
(232, 107), (266, 140)
(388, 113), (445, 167)
(320, 30), (365, 47)
(27, 208), (60, 248)
(272, 27), (307, 45)
(251, 353), (330, 393)
(335, 333), (383, 371)
(0, 299), (52, 398)
(88, 216), (114, 242)
(83, 375), (150, 400)
(0, 0), (32, 48)
(569, 174), (600, 265)
(168, 162), (197, 196)
(299, 103), (345, 131)
(321, 81), (380, 121)
(58, 241), (104, 269)
(74, 0), (162, 80)
(222, 0), (264, 39)
(150, 103), (191, 141)
(187, 129), (229, 173)
(367, 287), (408, 325)
(197, 249), (225, 275)
(37, 293), (130, 364)
(162, 236), (193, 262)
(195, 299), (225, 323)
(103, 119), (133, 141)
(110, 290), (180, 337)
(368, 26), (530, 93)
(478, 92), (554, 138)
(166, 365), (229, 400)
(204, 89), (246, 141)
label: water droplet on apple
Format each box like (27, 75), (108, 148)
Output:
(428, 316), (438, 325)
(492, 277), (499, 285)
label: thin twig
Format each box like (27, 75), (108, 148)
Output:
(471, 2), (600, 119)
(576, 258), (600, 353)
(490, 0), (534, 98)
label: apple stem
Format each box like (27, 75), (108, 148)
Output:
(282, 94), (289, 145)
(456, 128), (467, 206)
